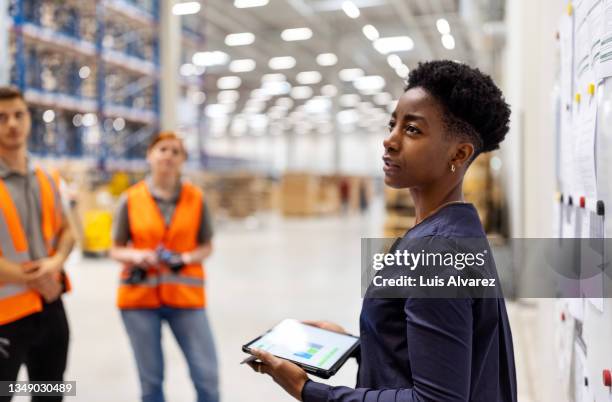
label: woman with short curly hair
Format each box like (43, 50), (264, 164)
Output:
(247, 60), (517, 402)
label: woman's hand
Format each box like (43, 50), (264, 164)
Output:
(132, 249), (158, 266)
(302, 320), (348, 334)
(246, 349), (309, 401)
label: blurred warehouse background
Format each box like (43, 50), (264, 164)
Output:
(2, 0), (609, 401)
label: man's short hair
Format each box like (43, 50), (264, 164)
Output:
(0, 86), (25, 101)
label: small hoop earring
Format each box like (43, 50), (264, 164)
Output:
(451, 164), (456, 173)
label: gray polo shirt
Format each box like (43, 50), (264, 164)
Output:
(0, 157), (61, 261)
(112, 177), (213, 246)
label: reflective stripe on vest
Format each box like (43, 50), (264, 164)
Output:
(35, 168), (63, 254)
(118, 180), (206, 310)
(119, 275), (204, 287)
(0, 167), (67, 325)
(0, 283), (29, 298)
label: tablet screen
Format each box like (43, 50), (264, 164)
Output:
(245, 319), (358, 371)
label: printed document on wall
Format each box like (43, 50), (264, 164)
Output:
(560, 11), (575, 106)
(574, 97), (598, 200)
(574, 0), (596, 92)
(598, 0), (612, 80)
(560, 106), (577, 195)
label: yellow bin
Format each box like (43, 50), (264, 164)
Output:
(82, 210), (113, 257)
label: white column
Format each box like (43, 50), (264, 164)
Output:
(0, 0), (9, 85)
(503, 3), (565, 402)
(503, 0), (560, 238)
(159, 1), (180, 130)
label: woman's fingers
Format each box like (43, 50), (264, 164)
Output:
(251, 348), (278, 367)
(246, 359), (267, 374)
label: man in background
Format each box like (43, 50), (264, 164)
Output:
(0, 86), (74, 402)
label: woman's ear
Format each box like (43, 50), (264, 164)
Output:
(451, 142), (475, 168)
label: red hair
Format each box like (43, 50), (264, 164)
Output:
(147, 131), (187, 157)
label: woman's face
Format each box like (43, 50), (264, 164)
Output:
(147, 138), (186, 176)
(383, 87), (456, 189)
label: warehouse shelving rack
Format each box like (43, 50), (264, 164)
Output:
(6, 0), (161, 160)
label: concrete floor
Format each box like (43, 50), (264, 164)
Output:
(15, 204), (539, 401)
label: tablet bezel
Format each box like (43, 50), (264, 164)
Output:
(242, 321), (360, 379)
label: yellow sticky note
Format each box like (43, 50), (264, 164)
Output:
(588, 83), (595, 95)
(567, 3), (573, 15)
(575, 93), (581, 103)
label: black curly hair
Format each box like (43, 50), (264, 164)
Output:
(405, 60), (510, 156)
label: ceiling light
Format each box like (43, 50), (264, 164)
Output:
(172, 1), (201, 15)
(316, 53), (338, 66)
(373, 36), (414, 54)
(339, 94), (360, 108)
(341, 1), (360, 18)
(231, 116), (248, 136)
(396, 64), (409, 78)
(217, 76), (242, 90)
(262, 81), (292, 96)
(354, 75), (385, 91)
(281, 27), (313, 41)
(321, 84), (338, 97)
(192, 51), (229, 67)
(304, 98), (331, 113)
(244, 100), (266, 114)
(72, 114), (82, 127)
(362, 24), (379, 41)
(250, 114), (269, 130)
(339, 68), (364, 81)
(251, 89), (271, 100)
(291, 86), (313, 100)
(296, 71), (322, 85)
(269, 56), (296, 70)
(436, 18), (451, 35)
(441, 34), (455, 50)
(276, 97), (294, 109)
(180, 63), (197, 76)
(113, 117), (126, 131)
(229, 59), (256, 72)
(337, 109), (358, 125)
(357, 101), (373, 111)
(217, 90), (240, 103)
(386, 54), (402, 69)
(42, 110), (55, 123)
(82, 113), (98, 127)
(373, 92), (392, 106)
(206, 103), (235, 118)
(225, 32), (255, 46)
(79, 66), (91, 79)
(191, 91), (206, 104)
(261, 73), (286, 83)
(234, 0), (268, 8)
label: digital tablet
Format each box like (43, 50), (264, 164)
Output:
(242, 319), (360, 379)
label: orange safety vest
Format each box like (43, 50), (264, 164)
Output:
(0, 167), (70, 325)
(117, 180), (206, 309)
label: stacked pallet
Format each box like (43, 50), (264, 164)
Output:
(280, 173), (320, 216)
(318, 176), (342, 215)
(464, 154), (491, 230)
(383, 187), (415, 238)
(213, 173), (265, 219)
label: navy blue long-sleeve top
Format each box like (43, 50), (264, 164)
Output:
(302, 203), (517, 402)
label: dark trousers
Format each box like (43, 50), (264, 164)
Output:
(0, 299), (70, 402)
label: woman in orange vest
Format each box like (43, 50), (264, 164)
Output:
(110, 132), (218, 402)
